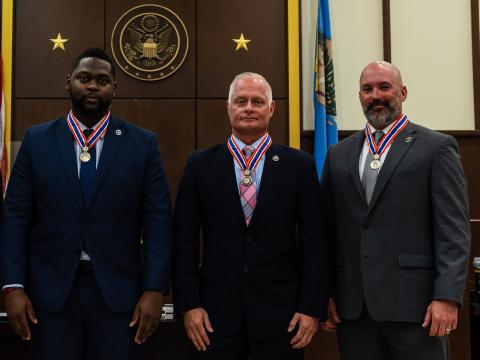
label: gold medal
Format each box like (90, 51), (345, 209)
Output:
(80, 151), (91, 163)
(370, 159), (381, 170)
(242, 176), (253, 186)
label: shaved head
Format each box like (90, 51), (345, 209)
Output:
(358, 61), (407, 129)
(360, 61), (404, 87)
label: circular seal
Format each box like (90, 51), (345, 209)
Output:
(111, 5), (189, 81)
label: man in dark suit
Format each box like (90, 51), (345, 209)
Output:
(172, 72), (331, 359)
(320, 61), (470, 359)
(0, 47), (171, 360)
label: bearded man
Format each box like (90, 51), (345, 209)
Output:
(319, 61), (470, 360)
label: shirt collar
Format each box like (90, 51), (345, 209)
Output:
(75, 115), (107, 140)
(232, 133), (269, 151)
(366, 120), (396, 136)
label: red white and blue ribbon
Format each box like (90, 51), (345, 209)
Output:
(67, 110), (110, 150)
(364, 114), (408, 158)
(227, 133), (272, 173)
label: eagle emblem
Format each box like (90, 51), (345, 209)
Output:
(111, 5), (189, 81)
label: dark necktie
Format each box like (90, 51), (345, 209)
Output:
(80, 129), (96, 205)
(362, 130), (384, 205)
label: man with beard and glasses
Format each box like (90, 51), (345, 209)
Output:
(319, 61), (470, 359)
(0, 47), (172, 360)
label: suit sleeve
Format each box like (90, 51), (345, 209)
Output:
(430, 136), (470, 306)
(172, 154), (202, 314)
(1, 130), (35, 287)
(319, 146), (337, 295)
(296, 154), (332, 320)
(141, 134), (172, 294)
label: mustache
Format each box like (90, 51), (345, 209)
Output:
(367, 100), (391, 112)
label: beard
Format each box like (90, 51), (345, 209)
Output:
(69, 91), (112, 117)
(363, 99), (401, 129)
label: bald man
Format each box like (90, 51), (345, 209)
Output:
(320, 61), (470, 359)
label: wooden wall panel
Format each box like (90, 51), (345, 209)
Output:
(14, 0), (105, 98)
(111, 99), (195, 200)
(196, 0), (287, 98)
(13, 100), (70, 140)
(105, 0), (196, 98)
(197, 99), (288, 149)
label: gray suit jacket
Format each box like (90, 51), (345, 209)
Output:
(321, 122), (470, 323)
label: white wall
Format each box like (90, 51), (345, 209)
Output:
(390, 0), (474, 130)
(302, 0), (475, 131)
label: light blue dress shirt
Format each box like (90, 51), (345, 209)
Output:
(231, 134), (268, 192)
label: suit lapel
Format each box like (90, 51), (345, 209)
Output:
(347, 132), (366, 202)
(220, 145), (248, 229)
(368, 122), (417, 211)
(85, 116), (125, 210)
(249, 144), (281, 227)
(54, 118), (84, 209)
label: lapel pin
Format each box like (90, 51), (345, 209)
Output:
(272, 155), (279, 162)
(404, 136), (412, 143)
(115, 129), (122, 136)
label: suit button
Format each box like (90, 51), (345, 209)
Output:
(243, 266), (249, 273)
(245, 236), (252, 243)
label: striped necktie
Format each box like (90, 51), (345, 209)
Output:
(240, 146), (256, 225)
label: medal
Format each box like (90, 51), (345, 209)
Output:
(370, 159), (381, 170)
(242, 176), (253, 185)
(364, 114), (409, 171)
(67, 110), (111, 163)
(80, 151), (91, 163)
(227, 133), (272, 187)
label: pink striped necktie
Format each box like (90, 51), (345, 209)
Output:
(240, 145), (257, 225)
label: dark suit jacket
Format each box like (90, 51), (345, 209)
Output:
(321, 122), (470, 323)
(0, 116), (172, 312)
(172, 142), (331, 338)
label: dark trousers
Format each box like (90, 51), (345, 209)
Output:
(337, 308), (449, 360)
(32, 264), (137, 360)
(196, 321), (303, 360)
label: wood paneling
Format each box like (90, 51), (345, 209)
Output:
(197, 99), (288, 149)
(111, 99), (195, 200)
(196, 0), (287, 99)
(105, 0), (196, 98)
(471, 0), (480, 129)
(13, 99), (70, 140)
(382, 0), (391, 62)
(14, 0), (105, 98)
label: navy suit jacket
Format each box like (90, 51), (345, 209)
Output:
(0, 116), (172, 312)
(173, 143), (331, 338)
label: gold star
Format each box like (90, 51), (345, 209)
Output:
(50, 33), (69, 51)
(232, 33), (251, 51)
